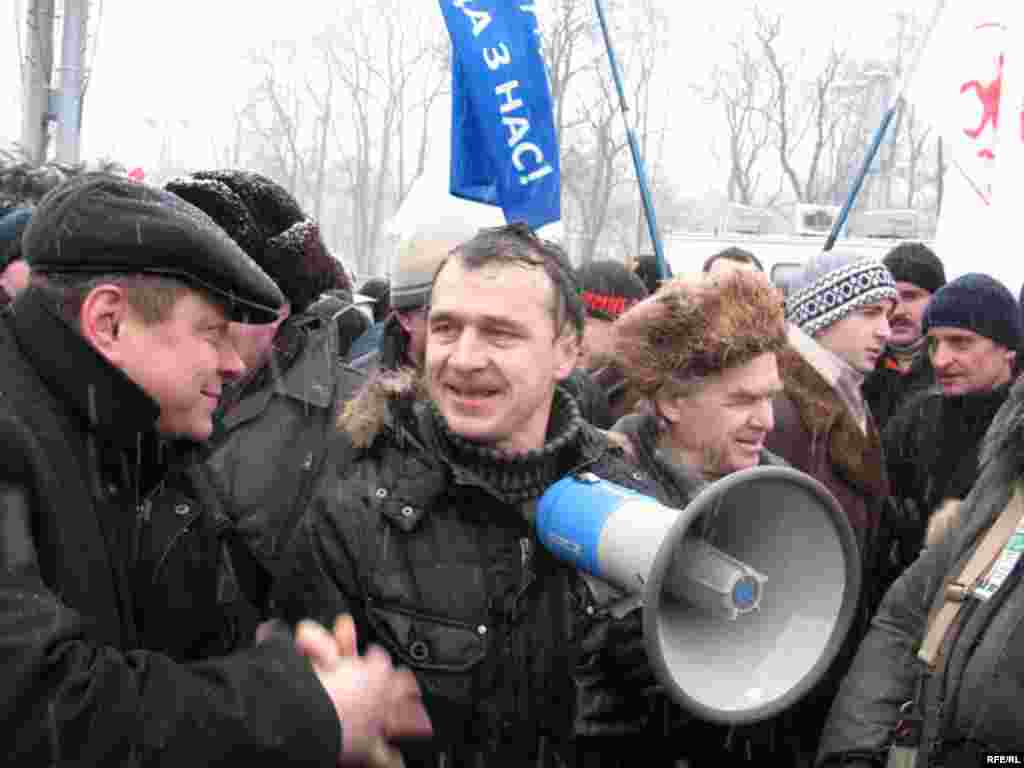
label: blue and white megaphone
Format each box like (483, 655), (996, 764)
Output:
(536, 465), (861, 725)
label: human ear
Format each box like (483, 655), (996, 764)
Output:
(79, 285), (130, 361)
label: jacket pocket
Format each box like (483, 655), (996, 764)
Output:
(366, 598), (487, 673)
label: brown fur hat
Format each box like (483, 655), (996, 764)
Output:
(614, 270), (787, 399)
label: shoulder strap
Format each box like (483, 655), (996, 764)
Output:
(917, 485), (1024, 669)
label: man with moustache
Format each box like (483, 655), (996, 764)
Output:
(273, 223), (677, 767)
(863, 242), (946, 430)
(884, 273), (1021, 564)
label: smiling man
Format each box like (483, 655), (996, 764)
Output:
(0, 173), (431, 766)
(611, 271), (788, 484)
(274, 222), (680, 767)
(884, 272), (1021, 567)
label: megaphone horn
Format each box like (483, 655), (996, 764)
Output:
(536, 465), (861, 726)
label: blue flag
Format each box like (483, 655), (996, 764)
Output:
(439, 1), (561, 230)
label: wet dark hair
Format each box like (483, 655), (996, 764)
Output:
(436, 222), (585, 341)
(702, 246), (764, 273)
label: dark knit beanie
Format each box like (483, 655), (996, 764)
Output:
(164, 170), (349, 313)
(883, 242), (946, 295)
(923, 273), (1022, 351)
(576, 259), (649, 321)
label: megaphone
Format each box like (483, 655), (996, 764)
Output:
(536, 465), (861, 726)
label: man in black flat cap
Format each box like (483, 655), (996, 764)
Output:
(0, 172), (430, 767)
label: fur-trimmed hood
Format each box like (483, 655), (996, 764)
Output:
(337, 366), (424, 449)
(774, 344), (889, 499)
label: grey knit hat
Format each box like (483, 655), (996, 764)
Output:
(390, 236), (461, 310)
(785, 248), (898, 335)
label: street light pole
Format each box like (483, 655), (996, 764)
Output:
(56, 0), (88, 165)
(20, 0), (55, 163)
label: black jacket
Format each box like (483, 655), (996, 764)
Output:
(818, 376), (1024, 767)
(273, 377), (671, 767)
(883, 382), (1012, 571)
(862, 349), (934, 432)
(0, 288), (340, 766)
(201, 312), (364, 613)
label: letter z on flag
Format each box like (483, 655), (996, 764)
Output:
(439, 1), (560, 230)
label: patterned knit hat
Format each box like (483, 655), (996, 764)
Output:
(785, 248), (897, 336)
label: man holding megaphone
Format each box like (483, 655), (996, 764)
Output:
(564, 270), (857, 766)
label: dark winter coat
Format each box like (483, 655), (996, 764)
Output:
(817, 375), (1024, 767)
(0, 288), (340, 766)
(883, 382), (1012, 570)
(862, 349), (934, 432)
(272, 376), (672, 768)
(201, 312), (364, 613)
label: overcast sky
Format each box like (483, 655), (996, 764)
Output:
(4, 0), (942, 198)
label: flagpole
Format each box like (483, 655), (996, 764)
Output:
(824, 0), (949, 251)
(593, 0), (669, 280)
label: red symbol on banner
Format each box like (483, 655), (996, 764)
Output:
(961, 53), (1003, 158)
(128, 167), (146, 183)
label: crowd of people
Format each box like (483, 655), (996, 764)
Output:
(2, 170), (1023, 767)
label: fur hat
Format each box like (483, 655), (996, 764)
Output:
(614, 270), (787, 398)
(923, 272), (1022, 351)
(785, 248), (898, 335)
(164, 170), (348, 313)
(576, 259), (649, 321)
(883, 242), (946, 294)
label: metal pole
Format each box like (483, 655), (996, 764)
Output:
(20, 0), (55, 164)
(824, 0), (948, 251)
(56, 0), (87, 165)
(593, 0), (669, 279)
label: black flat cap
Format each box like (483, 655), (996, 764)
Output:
(22, 172), (285, 323)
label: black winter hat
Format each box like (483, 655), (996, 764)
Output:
(165, 170), (349, 314)
(23, 172), (284, 323)
(923, 273), (1022, 351)
(576, 259), (649, 321)
(883, 242), (946, 295)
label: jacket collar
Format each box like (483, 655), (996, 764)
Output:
(10, 287), (160, 450)
(777, 343), (889, 498)
(220, 316), (335, 431)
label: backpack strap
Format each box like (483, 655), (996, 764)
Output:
(917, 484), (1024, 669)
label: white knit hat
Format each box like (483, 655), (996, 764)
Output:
(785, 249), (898, 335)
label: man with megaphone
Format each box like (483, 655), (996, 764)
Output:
(272, 223), (681, 767)
(578, 270), (850, 766)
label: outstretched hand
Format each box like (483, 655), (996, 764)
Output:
(297, 615), (432, 768)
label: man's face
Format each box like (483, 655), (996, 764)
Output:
(114, 291), (245, 440)
(0, 259), (30, 299)
(888, 281), (932, 346)
(579, 315), (616, 370)
(426, 258), (577, 455)
(814, 299), (895, 374)
(226, 303), (290, 372)
(396, 305), (429, 368)
(659, 353), (783, 478)
(928, 326), (1015, 395)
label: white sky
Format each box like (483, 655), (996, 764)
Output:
(3, 0), (942, 199)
